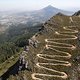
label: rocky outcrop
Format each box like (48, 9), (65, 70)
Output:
(73, 10), (80, 16)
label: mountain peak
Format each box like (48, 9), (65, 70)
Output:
(42, 5), (60, 13)
(43, 5), (55, 10)
(73, 10), (80, 16)
(46, 5), (54, 8)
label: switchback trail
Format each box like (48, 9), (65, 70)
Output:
(31, 26), (78, 80)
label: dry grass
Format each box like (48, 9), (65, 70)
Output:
(7, 15), (80, 80)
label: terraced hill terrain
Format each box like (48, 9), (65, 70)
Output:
(29, 15), (80, 80)
(7, 14), (80, 80)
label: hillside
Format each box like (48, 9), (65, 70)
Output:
(0, 23), (43, 80)
(28, 5), (73, 21)
(30, 15), (80, 80)
(5, 13), (80, 80)
(72, 10), (80, 17)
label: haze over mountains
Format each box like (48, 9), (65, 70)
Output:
(2, 10), (80, 80)
(0, 5), (74, 26)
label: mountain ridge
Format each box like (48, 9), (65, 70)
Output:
(73, 10), (80, 16)
(1, 12), (80, 80)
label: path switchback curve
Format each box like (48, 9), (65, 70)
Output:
(31, 26), (78, 80)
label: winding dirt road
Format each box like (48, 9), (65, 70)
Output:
(70, 17), (73, 23)
(31, 26), (78, 80)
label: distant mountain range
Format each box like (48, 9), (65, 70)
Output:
(18, 5), (74, 22)
(0, 5), (74, 25)
(72, 10), (80, 16)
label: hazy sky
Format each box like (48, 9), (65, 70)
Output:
(0, 0), (80, 11)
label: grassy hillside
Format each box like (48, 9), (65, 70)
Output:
(0, 23), (42, 77)
(8, 15), (80, 80)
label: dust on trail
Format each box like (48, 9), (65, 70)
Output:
(31, 26), (78, 80)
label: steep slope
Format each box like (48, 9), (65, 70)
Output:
(30, 16), (80, 80)
(7, 15), (80, 80)
(73, 10), (80, 16)
(0, 24), (42, 80)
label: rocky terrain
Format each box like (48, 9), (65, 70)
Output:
(73, 10), (80, 16)
(0, 11), (80, 80)
(2, 11), (79, 80)
(30, 13), (80, 80)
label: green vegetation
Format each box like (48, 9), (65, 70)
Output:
(0, 23), (42, 77)
(9, 15), (80, 80)
(1, 14), (80, 80)
(0, 42), (20, 63)
(0, 50), (22, 76)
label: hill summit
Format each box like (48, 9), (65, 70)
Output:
(42, 5), (61, 12)
(73, 10), (80, 16)
(41, 5), (72, 16)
